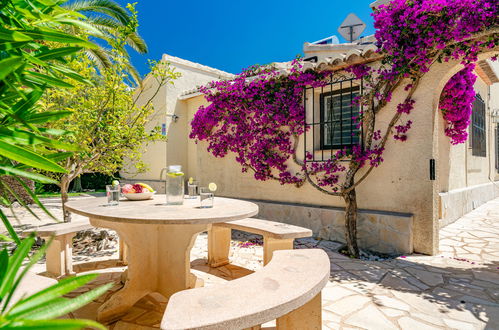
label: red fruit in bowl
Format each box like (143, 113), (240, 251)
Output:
(132, 184), (144, 193)
(122, 184), (135, 194)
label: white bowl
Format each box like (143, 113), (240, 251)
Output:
(123, 191), (156, 201)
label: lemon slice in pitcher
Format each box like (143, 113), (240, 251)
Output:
(208, 182), (217, 192)
(167, 172), (184, 177)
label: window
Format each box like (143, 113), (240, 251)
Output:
(471, 94), (486, 157)
(303, 76), (363, 162)
(319, 86), (360, 149)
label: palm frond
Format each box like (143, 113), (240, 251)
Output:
(85, 15), (121, 31)
(126, 62), (142, 86)
(126, 32), (148, 54)
(87, 16), (148, 54)
(62, 0), (131, 26)
(84, 47), (112, 70)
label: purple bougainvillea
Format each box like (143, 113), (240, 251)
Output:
(190, 60), (329, 185)
(190, 0), (498, 191)
(439, 64), (477, 144)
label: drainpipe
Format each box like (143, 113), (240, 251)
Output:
(487, 85), (493, 183)
(465, 131), (468, 188)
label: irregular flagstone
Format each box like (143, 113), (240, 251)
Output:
(344, 304), (398, 330)
(432, 287), (465, 300)
(472, 270), (499, 284)
(391, 290), (450, 315)
(322, 310), (342, 323)
(324, 295), (371, 316)
(398, 316), (441, 329)
(410, 312), (446, 327)
(459, 295), (499, 307)
(350, 268), (388, 282)
(380, 307), (406, 317)
(380, 272), (421, 292)
(443, 318), (477, 330)
(444, 284), (496, 302)
(4, 195), (499, 329)
(322, 285), (357, 302)
(402, 277), (429, 291)
(373, 295), (410, 311)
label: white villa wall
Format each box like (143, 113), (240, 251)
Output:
(183, 79), (432, 255)
(120, 54), (232, 187)
(123, 50), (498, 256)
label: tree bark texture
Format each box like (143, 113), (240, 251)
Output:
(343, 188), (360, 258)
(60, 175), (72, 222)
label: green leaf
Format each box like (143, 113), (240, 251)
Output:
(0, 41), (32, 52)
(0, 140), (67, 173)
(0, 57), (24, 80)
(45, 151), (73, 162)
(8, 274), (98, 317)
(0, 210), (20, 246)
(0, 180), (41, 222)
(35, 47), (81, 61)
(22, 29), (96, 48)
(0, 249), (9, 286)
(50, 65), (94, 85)
(2, 238), (51, 312)
(11, 89), (43, 119)
(0, 237), (34, 302)
(13, 178), (57, 221)
(0, 235), (14, 242)
(0, 28), (32, 42)
(25, 111), (73, 124)
(38, 128), (71, 136)
(9, 282), (113, 320)
(24, 71), (74, 88)
(3, 318), (106, 329)
(0, 165), (58, 184)
(0, 128), (80, 151)
(55, 18), (106, 38)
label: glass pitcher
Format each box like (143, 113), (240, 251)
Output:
(160, 165), (184, 205)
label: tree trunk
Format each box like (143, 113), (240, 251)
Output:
(60, 175), (72, 222)
(343, 188), (360, 258)
(73, 176), (83, 192)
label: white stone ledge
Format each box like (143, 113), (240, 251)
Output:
(247, 199), (413, 255)
(439, 181), (499, 228)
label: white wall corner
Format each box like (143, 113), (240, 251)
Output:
(370, 0), (391, 9)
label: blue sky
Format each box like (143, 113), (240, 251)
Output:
(114, 0), (376, 76)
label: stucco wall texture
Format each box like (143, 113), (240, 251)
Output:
(122, 52), (499, 256)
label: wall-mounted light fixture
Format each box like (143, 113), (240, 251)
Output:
(166, 114), (179, 123)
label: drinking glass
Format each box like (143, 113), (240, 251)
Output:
(106, 184), (120, 206)
(187, 181), (199, 199)
(199, 187), (214, 208)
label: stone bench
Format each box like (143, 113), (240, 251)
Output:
(7, 271), (58, 309)
(23, 220), (127, 278)
(208, 218), (313, 267)
(162, 249), (330, 330)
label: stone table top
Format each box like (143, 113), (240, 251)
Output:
(65, 195), (259, 225)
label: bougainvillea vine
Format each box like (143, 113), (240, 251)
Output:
(190, 0), (498, 257)
(439, 64), (477, 144)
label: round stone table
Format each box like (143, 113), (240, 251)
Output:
(65, 195), (258, 323)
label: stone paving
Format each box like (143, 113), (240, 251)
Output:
(1, 197), (498, 329)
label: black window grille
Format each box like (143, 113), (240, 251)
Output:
(303, 75), (363, 162)
(471, 94), (486, 157)
(320, 86), (361, 149)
